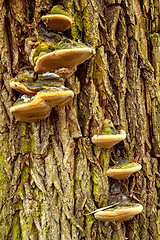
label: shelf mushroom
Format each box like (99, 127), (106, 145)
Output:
(36, 85), (74, 107)
(34, 46), (96, 74)
(10, 71), (64, 96)
(92, 120), (126, 149)
(94, 203), (143, 222)
(10, 95), (52, 123)
(25, 28), (95, 75)
(42, 5), (72, 32)
(106, 157), (142, 180)
(94, 193), (143, 222)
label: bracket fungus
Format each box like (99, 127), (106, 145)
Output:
(42, 5), (72, 32)
(35, 86), (74, 107)
(106, 157), (142, 180)
(10, 95), (52, 123)
(10, 70), (74, 122)
(10, 71), (64, 95)
(34, 47), (95, 74)
(25, 30), (95, 75)
(94, 203), (143, 222)
(94, 193), (143, 222)
(10, 6), (95, 122)
(92, 120), (126, 149)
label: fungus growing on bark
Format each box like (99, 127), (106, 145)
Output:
(10, 71), (64, 95)
(42, 5), (72, 32)
(10, 85), (74, 122)
(34, 47), (96, 74)
(92, 119), (126, 149)
(106, 157), (142, 180)
(94, 203), (143, 222)
(94, 190), (143, 222)
(10, 95), (52, 123)
(36, 86), (74, 107)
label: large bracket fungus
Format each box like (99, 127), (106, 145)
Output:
(10, 95), (52, 123)
(10, 5), (95, 123)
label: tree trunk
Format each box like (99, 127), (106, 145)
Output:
(0, 0), (159, 239)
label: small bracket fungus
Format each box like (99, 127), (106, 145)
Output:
(92, 120), (126, 149)
(10, 95), (52, 123)
(94, 192), (143, 222)
(94, 203), (143, 222)
(106, 157), (142, 180)
(42, 5), (72, 32)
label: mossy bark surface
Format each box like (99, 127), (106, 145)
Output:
(0, 0), (160, 239)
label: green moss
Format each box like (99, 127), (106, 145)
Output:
(85, 215), (94, 240)
(12, 212), (21, 240)
(82, 6), (90, 32)
(17, 165), (30, 199)
(51, 5), (71, 18)
(21, 123), (31, 155)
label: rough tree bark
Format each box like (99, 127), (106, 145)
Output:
(0, 0), (160, 239)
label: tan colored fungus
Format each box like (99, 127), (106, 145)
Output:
(10, 81), (39, 95)
(10, 95), (52, 123)
(106, 164), (142, 180)
(91, 129), (126, 149)
(94, 204), (143, 222)
(37, 88), (74, 107)
(42, 14), (72, 32)
(34, 48), (96, 74)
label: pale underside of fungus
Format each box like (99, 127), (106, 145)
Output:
(94, 204), (143, 222)
(10, 95), (52, 123)
(34, 48), (96, 74)
(10, 86), (74, 122)
(91, 129), (126, 149)
(106, 164), (142, 180)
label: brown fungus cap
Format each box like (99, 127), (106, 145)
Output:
(42, 14), (72, 32)
(94, 204), (143, 222)
(91, 129), (126, 149)
(10, 95), (52, 123)
(36, 86), (74, 107)
(106, 163), (142, 180)
(10, 79), (64, 96)
(34, 47), (96, 74)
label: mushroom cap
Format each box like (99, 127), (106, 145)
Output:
(36, 86), (74, 107)
(91, 129), (126, 149)
(106, 163), (142, 180)
(34, 47), (96, 74)
(42, 14), (72, 32)
(10, 95), (52, 122)
(10, 79), (63, 95)
(94, 204), (143, 222)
